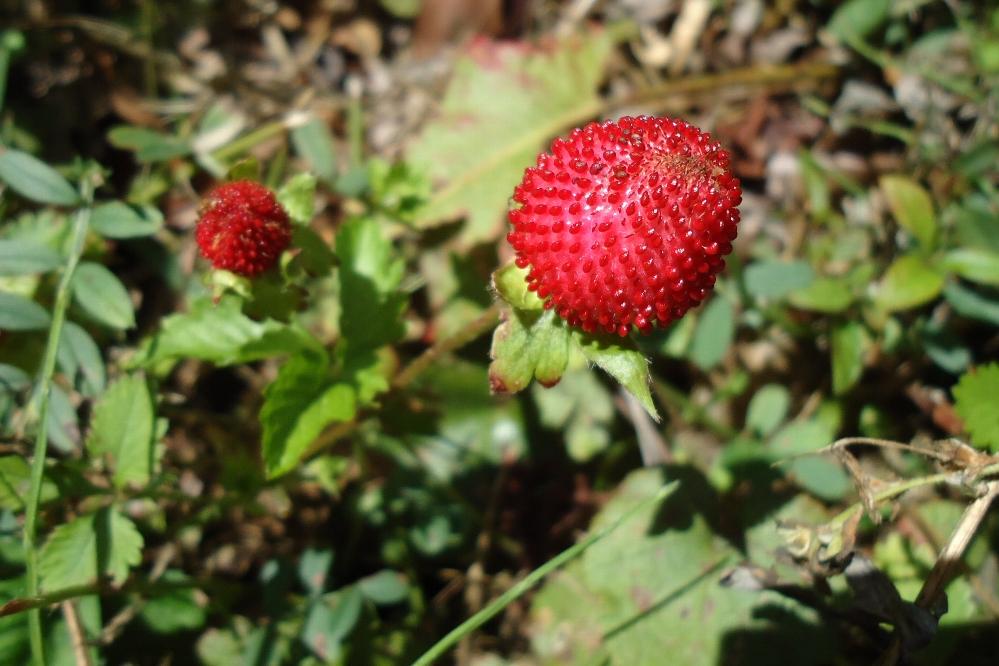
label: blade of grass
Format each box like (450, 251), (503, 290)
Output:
(411, 480), (678, 666)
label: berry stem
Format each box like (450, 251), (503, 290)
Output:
(23, 184), (93, 666)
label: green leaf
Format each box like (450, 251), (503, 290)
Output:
(57, 321), (106, 397)
(0, 456), (56, 510)
(826, 0), (890, 43)
(71, 262), (135, 329)
(0, 363), (30, 393)
(533, 368), (614, 462)
(492, 262), (543, 311)
(134, 296), (319, 367)
(90, 202), (163, 238)
(358, 570), (409, 605)
(0, 292), (50, 330)
(298, 548), (333, 596)
(743, 260), (815, 300)
(0, 239), (62, 275)
(39, 508), (143, 591)
(0, 148), (79, 206)
(940, 248), (999, 287)
(277, 173), (318, 225)
(880, 175), (937, 251)
(489, 309), (570, 393)
(301, 586), (363, 662)
(140, 570), (206, 634)
(830, 321), (867, 395)
(291, 118), (337, 184)
(261, 352), (358, 478)
(336, 217), (406, 352)
(574, 330), (657, 420)
(943, 282), (999, 327)
(107, 126), (191, 162)
(788, 277), (854, 313)
(689, 297), (735, 370)
(953, 363), (999, 451)
(86, 374), (155, 488)
(875, 255), (944, 312)
(770, 419), (850, 500)
(745, 384), (790, 436)
(45, 383), (78, 453)
(406, 30), (614, 245)
(225, 157), (259, 181)
(530, 468), (834, 665)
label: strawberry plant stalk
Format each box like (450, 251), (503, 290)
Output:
(22, 184), (93, 666)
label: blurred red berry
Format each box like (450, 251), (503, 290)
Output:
(195, 180), (292, 277)
(506, 115), (741, 337)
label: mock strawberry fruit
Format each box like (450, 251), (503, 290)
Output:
(195, 180), (292, 277)
(506, 116), (741, 337)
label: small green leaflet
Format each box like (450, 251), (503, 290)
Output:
(71, 262), (136, 330)
(39, 508), (143, 591)
(0, 147), (80, 206)
(953, 363), (999, 451)
(86, 374), (156, 488)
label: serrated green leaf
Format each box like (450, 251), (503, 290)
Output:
(107, 126), (191, 162)
(953, 363), (999, 451)
(0, 291), (50, 330)
(86, 374), (155, 488)
(530, 468), (833, 665)
(90, 202), (163, 238)
(492, 262), (544, 311)
(880, 175), (937, 251)
(291, 118), (337, 184)
(689, 297), (735, 370)
(940, 248), (999, 287)
(745, 384), (790, 436)
(39, 508), (143, 591)
(336, 217), (406, 352)
(0, 148), (79, 206)
(71, 262), (136, 329)
(0, 239), (62, 275)
(489, 309), (570, 393)
(875, 255), (944, 312)
(277, 173), (318, 225)
(574, 330), (657, 420)
(407, 30), (614, 245)
(830, 321), (867, 395)
(788, 276), (854, 313)
(743, 260), (815, 300)
(261, 352), (358, 478)
(134, 296), (319, 367)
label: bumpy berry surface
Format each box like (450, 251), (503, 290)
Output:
(195, 181), (292, 277)
(506, 116), (741, 337)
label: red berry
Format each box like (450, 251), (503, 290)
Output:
(195, 181), (292, 277)
(506, 116), (741, 337)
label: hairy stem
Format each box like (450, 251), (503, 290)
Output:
(23, 200), (92, 665)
